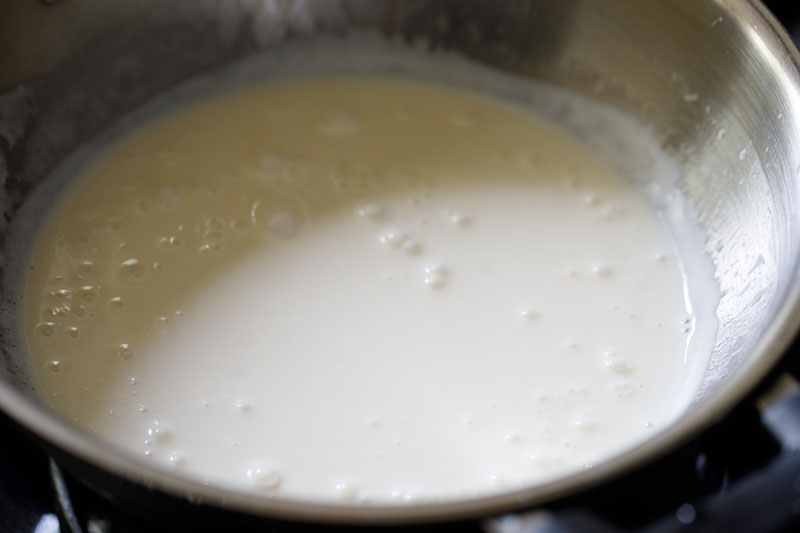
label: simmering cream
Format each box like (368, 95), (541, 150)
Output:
(24, 77), (715, 503)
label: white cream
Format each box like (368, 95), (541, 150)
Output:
(23, 76), (717, 503)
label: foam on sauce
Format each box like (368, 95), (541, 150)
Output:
(22, 74), (717, 503)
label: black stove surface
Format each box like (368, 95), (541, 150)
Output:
(0, 414), (59, 533)
(3, 2), (800, 532)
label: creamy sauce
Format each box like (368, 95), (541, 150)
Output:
(24, 77), (714, 503)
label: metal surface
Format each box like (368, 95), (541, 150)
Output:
(1, 0), (799, 525)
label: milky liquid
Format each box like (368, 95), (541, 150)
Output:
(23, 77), (716, 503)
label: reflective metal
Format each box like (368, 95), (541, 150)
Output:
(0, 0), (799, 524)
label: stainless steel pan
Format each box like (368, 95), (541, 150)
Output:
(1, 0), (800, 526)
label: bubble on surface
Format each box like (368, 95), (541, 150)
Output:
(46, 288), (73, 305)
(251, 195), (305, 239)
(264, 212), (297, 239)
(424, 264), (448, 276)
(391, 490), (417, 503)
(65, 326), (81, 341)
(118, 258), (149, 283)
(198, 243), (220, 254)
(157, 235), (182, 250)
(146, 421), (171, 443)
(604, 357), (632, 376)
(402, 240), (422, 255)
(204, 216), (226, 234)
(489, 474), (505, 486)
(46, 360), (62, 373)
(75, 260), (95, 279)
(114, 343), (135, 360)
(77, 285), (99, 304)
(357, 203), (385, 221)
(335, 482), (360, 501)
(448, 212), (471, 227)
(108, 296), (125, 311)
(591, 264), (613, 278)
(35, 322), (58, 340)
(45, 304), (70, 319)
(247, 465), (281, 491)
(423, 264), (449, 289)
(71, 304), (89, 320)
(423, 275), (445, 288)
(168, 452), (186, 467)
(229, 218), (250, 233)
(379, 230), (407, 249)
